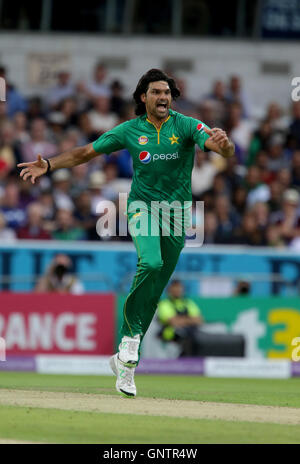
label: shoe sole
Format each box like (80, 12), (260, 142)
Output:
(109, 354), (136, 398)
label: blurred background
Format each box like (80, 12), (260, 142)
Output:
(1, 0), (300, 372)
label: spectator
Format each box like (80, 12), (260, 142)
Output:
(157, 280), (204, 356)
(47, 111), (66, 144)
(265, 224), (285, 248)
(52, 208), (86, 241)
(79, 62), (111, 100)
(277, 167), (292, 191)
(207, 172), (230, 198)
(265, 133), (289, 173)
(291, 151), (300, 188)
(265, 102), (288, 132)
(288, 101), (300, 149)
(113, 148), (133, 179)
(88, 170), (107, 215)
(270, 189), (300, 245)
(0, 65), (27, 117)
(251, 201), (270, 235)
(232, 186), (247, 216)
(214, 194), (240, 243)
(88, 95), (118, 133)
(244, 165), (270, 207)
(225, 102), (253, 162)
(13, 112), (30, 144)
(234, 281), (251, 295)
(38, 190), (56, 232)
(0, 183), (26, 229)
(230, 211), (266, 246)
(51, 168), (74, 211)
(0, 120), (22, 172)
(206, 79), (228, 121)
(21, 118), (57, 162)
(222, 155), (243, 195)
(35, 254), (84, 294)
(203, 210), (218, 244)
(74, 191), (99, 241)
(247, 120), (272, 166)
(58, 97), (79, 129)
(173, 78), (196, 116)
(226, 74), (250, 118)
(198, 98), (221, 128)
(110, 80), (125, 116)
(26, 96), (45, 122)
(0, 211), (16, 241)
(70, 163), (90, 197)
(101, 161), (131, 201)
(77, 112), (100, 144)
(17, 202), (51, 240)
(46, 71), (76, 109)
(191, 149), (218, 200)
(267, 180), (284, 213)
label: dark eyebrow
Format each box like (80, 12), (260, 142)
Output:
(151, 88), (171, 92)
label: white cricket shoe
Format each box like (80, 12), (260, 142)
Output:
(109, 335), (140, 397)
(109, 353), (137, 397)
(118, 335), (140, 365)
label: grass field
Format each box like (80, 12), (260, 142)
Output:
(0, 371), (300, 444)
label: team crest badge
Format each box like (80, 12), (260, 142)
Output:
(139, 136), (148, 145)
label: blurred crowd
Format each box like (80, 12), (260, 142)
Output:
(0, 61), (300, 249)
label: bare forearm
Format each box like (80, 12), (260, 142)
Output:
(219, 139), (235, 158)
(205, 138), (235, 158)
(49, 143), (98, 171)
(204, 127), (235, 158)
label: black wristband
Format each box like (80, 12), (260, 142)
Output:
(46, 158), (51, 174)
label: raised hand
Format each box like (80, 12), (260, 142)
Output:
(204, 127), (231, 149)
(17, 154), (48, 184)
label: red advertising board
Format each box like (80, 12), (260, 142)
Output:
(0, 293), (115, 355)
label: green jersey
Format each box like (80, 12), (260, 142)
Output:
(92, 109), (210, 207)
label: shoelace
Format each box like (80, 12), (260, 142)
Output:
(127, 340), (139, 356)
(120, 340), (139, 357)
(120, 364), (135, 387)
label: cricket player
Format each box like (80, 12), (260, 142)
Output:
(18, 69), (234, 397)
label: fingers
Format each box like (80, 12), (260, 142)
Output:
(20, 167), (35, 182)
(17, 154), (43, 168)
(23, 171), (33, 181)
(208, 128), (229, 145)
(203, 127), (213, 136)
(17, 162), (35, 168)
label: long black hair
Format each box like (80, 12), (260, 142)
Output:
(133, 69), (180, 116)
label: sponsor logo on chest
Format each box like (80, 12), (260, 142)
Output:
(138, 135), (149, 145)
(139, 151), (179, 163)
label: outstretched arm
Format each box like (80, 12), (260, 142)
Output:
(17, 143), (99, 184)
(203, 127), (235, 158)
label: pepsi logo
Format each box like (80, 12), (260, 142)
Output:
(139, 151), (151, 164)
(197, 123), (204, 131)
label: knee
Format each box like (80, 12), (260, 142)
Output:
(143, 257), (163, 273)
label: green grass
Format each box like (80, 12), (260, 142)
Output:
(0, 372), (300, 407)
(0, 405), (299, 444)
(1, 371), (300, 443)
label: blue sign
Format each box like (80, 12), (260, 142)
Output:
(1, 241), (300, 296)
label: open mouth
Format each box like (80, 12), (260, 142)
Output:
(157, 103), (167, 110)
